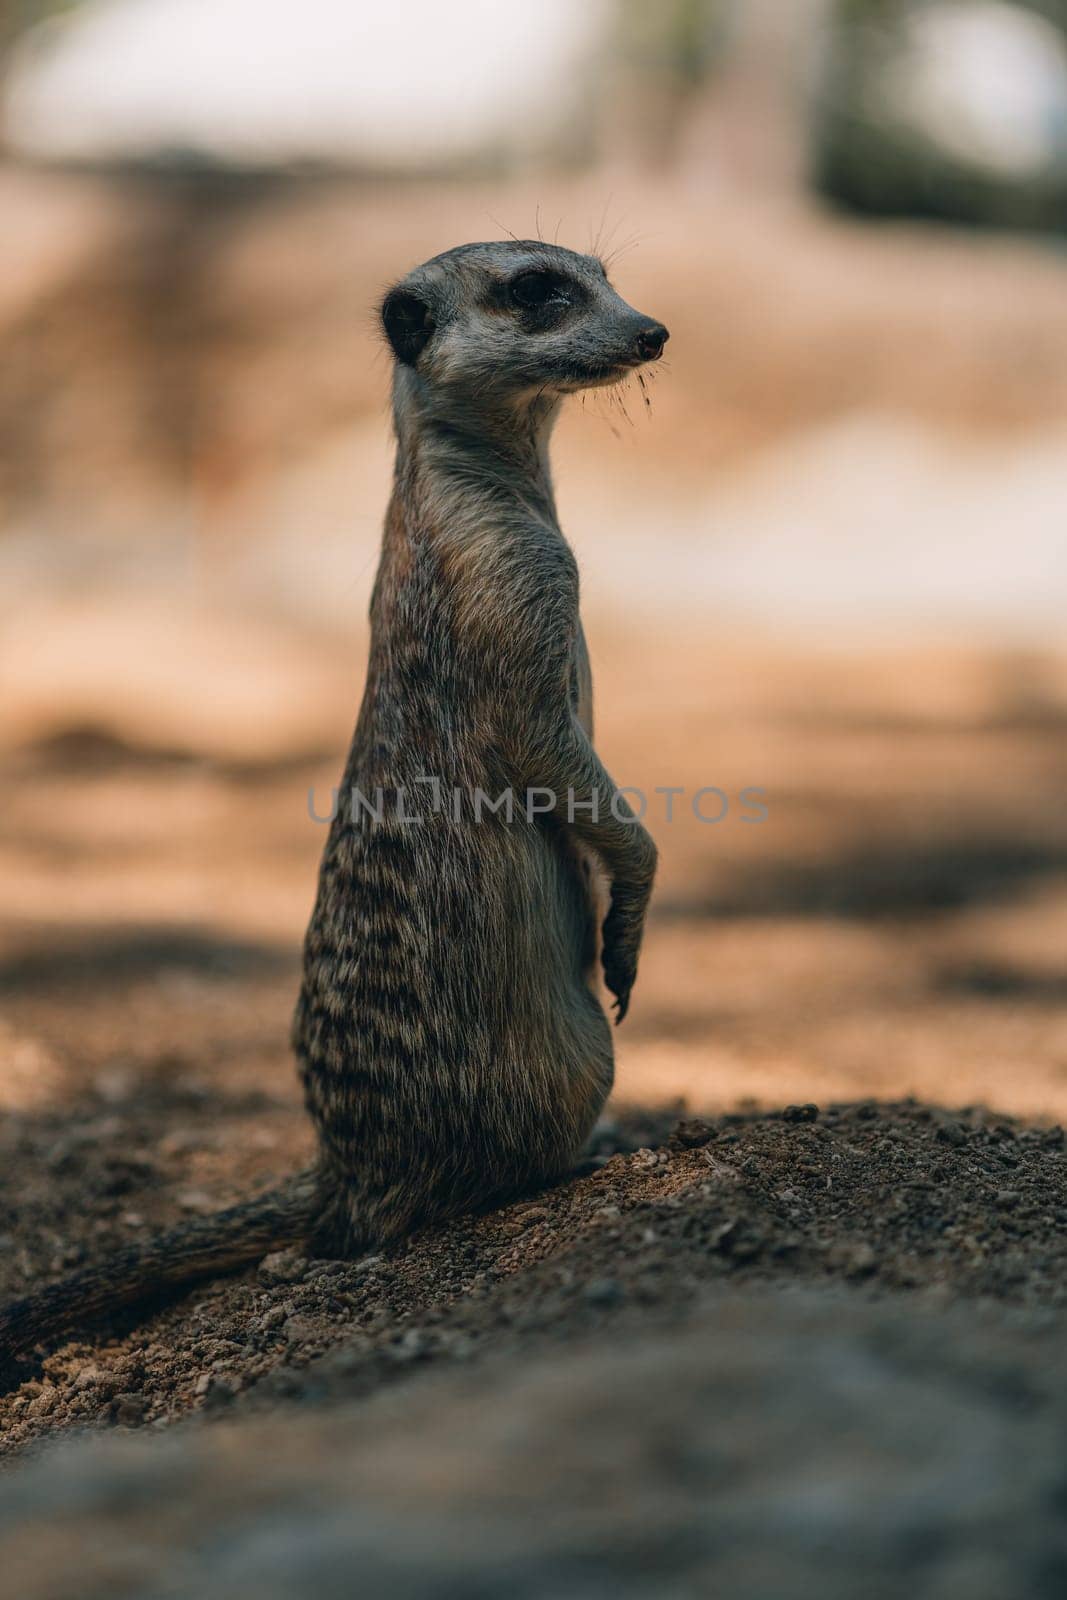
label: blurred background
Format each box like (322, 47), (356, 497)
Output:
(1, 0), (1066, 1159)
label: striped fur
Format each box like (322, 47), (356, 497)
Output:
(1, 242), (665, 1357)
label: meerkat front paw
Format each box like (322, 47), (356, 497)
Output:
(601, 890), (647, 1023)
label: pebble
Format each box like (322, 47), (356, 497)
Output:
(282, 1315), (321, 1344)
(349, 1254), (384, 1280)
(202, 1377), (237, 1412)
(385, 1328), (431, 1363)
(672, 1118), (716, 1149)
(258, 1250), (310, 1285)
(783, 1104), (820, 1125)
(112, 1392), (147, 1426)
(845, 1243), (877, 1279)
(73, 1365), (117, 1396)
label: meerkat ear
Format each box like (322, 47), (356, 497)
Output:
(381, 288), (436, 366)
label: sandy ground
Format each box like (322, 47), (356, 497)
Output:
(1, 627), (1065, 1482)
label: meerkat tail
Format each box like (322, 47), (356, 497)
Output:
(0, 1167), (321, 1362)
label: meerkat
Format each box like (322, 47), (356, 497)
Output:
(0, 241), (668, 1360)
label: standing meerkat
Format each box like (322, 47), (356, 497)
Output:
(1, 241), (668, 1358)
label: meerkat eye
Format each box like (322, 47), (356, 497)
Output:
(509, 270), (569, 310)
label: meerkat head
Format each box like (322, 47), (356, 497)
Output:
(380, 241), (668, 408)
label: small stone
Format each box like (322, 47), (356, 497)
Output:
(995, 1190), (1020, 1209)
(783, 1104), (819, 1125)
(936, 1121), (966, 1147)
(111, 1392), (147, 1426)
(304, 1261), (347, 1282)
(349, 1254), (384, 1280)
(282, 1315), (320, 1344)
(672, 1118), (716, 1149)
(845, 1242), (877, 1279)
(386, 1327), (430, 1362)
(73, 1365), (110, 1393)
(201, 1377), (236, 1412)
(258, 1250), (309, 1285)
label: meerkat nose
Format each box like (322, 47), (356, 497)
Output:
(634, 323), (669, 361)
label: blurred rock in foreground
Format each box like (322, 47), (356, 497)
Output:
(2, 1289), (1065, 1600)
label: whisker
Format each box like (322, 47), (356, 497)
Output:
(592, 193), (614, 258)
(608, 378), (636, 429)
(603, 230), (645, 270)
(486, 210), (521, 243)
(599, 209), (629, 262)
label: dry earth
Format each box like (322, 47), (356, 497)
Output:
(0, 658), (1065, 1595)
(0, 1090), (1065, 1598)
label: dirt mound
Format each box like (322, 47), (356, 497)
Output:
(2, 1100), (1064, 1462)
(1, 1101), (1066, 1597)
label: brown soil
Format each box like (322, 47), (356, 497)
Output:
(1, 634), (1066, 1468)
(2, 1074), (1065, 1458)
